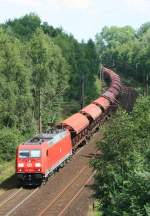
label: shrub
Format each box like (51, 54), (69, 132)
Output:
(0, 128), (23, 161)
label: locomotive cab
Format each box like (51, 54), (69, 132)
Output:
(16, 146), (43, 185)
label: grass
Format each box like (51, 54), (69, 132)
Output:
(0, 159), (15, 184)
(87, 202), (102, 216)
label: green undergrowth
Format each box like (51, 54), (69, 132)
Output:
(91, 96), (150, 216)
(87, 202), (103, 216)
(0, 160), (15, 183)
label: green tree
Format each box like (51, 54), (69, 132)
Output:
(96, 26), (135, 67)
(42, 22), (63, 37)
(54, 34), (99, 110)
(91, 97), (150, 216)
(5, 13), (41, 40)
(82, 39), (99, 101)
(137, 22), (150, 36)
(95, 24), (150, 92)
(28, 28), (69, 129)
(0, 28), (35, 135)
(0, 128), (23, 161)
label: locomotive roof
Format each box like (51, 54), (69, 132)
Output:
(24, 129), (67, 145)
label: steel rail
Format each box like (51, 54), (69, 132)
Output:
(4, 188), (39, 216)
(58, 171), (96, 216)
(38, 165), (88, 216)
(0, 188), (22, 208)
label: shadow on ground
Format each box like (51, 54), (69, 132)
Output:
(0, 174), (40, 190)
(81, 151), (102, 159)
(0, 174), (19, 190)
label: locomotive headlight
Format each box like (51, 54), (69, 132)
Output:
(35, 162), (41, 167)
(18, 163), (24, 168)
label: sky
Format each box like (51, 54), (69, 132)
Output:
(0, 0), (150, 41)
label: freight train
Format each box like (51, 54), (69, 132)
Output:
(16, 67), (122, 185)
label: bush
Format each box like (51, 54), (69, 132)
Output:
(0, 128), (23, 161)
(91, 96), (150, 216)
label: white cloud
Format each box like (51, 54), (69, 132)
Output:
(0, 0), (93, 10)
(62, 0), (93, 9)
(125, 0), (150, 12)
(0, 0), (41, 7)
(1, 0), (150, 41)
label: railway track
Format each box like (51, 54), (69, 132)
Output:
(0, 132), (101, 216)
(58, 171), (96, 216)
(0, 188), (23, 209)
(0, 187), (39, 216)
(38, 166), (95, 216)
(0, 144), (85, 215)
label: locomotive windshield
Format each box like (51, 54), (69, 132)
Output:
(19, 150), (30, 158)
(30, 150), (41, 158)
(19, 150), (41, 158)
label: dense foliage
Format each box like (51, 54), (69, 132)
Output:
(28, 28), (70, 129)
(96, 24), (150, 93)
(94, 25), (150, 214)
(91, 97), (150, 215)
(0, 14), (99, 161)
(0, 19), (149, 216)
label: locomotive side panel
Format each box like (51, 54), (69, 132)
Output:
(44, 132), (72, 177)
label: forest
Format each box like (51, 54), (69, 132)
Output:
(92, 23), (150, 215)
(0, 13), (99, 162)
(91, 97), (150, 215)
(0, 13), (150, 214)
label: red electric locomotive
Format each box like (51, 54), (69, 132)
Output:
(16, 67), (122, 185)
(16, 129), (72, 184)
